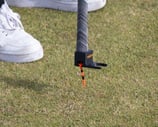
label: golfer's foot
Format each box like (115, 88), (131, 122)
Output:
(0, 1), (43, 63)
(7, 0), (107, 12)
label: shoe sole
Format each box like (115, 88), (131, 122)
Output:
(7, 0), (106, 12)
(0, 47), (43, 63)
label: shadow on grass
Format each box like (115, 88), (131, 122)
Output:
(0, 75), (52, 93)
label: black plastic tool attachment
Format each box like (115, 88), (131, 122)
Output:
(75, 50), (107, 69)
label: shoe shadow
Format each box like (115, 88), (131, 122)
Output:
(0, 75), (52, 93)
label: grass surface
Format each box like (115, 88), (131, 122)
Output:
(0, 0), (158, 126)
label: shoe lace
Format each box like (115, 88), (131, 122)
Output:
(0, 2), (24, 30)
(0, 2), (24, 47)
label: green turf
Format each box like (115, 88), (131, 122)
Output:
(0, 0), (157, 126)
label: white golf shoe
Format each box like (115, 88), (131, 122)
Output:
(0, 1), (43, 63)
(6, 0), (107, 12)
